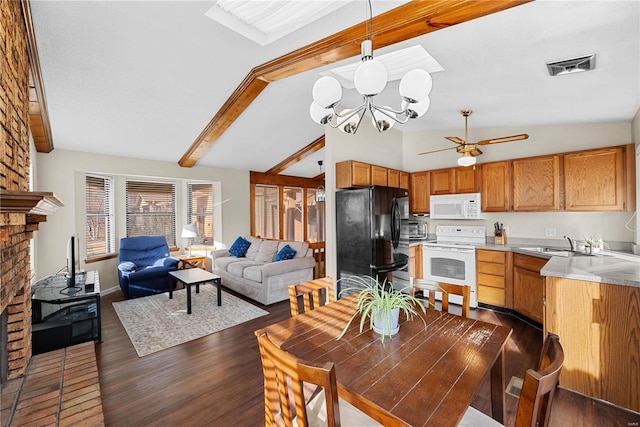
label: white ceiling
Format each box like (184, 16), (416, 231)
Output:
(30, 1), (639, 178)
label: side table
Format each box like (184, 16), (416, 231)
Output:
(177, 254), (206, 270)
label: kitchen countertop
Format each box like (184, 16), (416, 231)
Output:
(417, 239), (640, 288)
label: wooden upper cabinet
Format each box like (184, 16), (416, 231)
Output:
(430, 169), (454, 194)
(336, 161), (371, 189)
(410, 171), (431, 213)
(512, 155), (560, 211)
(399, 172), (409, 190)
(564, 146), (628, 211)
(455, 166), (479, 193)
(481, 161), (511, 212)
(387, 169), (400, 188)
(371, 165), (388, 186)
(431, 167), (478, 195)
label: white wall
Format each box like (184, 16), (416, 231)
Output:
(34, 149), (250, 292)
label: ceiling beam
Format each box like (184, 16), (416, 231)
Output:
(22, 0), (54, 153)
(265, 136), (325, 175)
(179, 0), (532, 168)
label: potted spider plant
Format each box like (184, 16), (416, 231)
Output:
(337, 275), (428, 343)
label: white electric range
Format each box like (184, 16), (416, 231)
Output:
(421, 225), (486, 308)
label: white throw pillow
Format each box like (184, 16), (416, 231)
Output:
(245, 236), (263, 260)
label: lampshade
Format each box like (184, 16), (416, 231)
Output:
(457, 152), (477, 167)
(181, 224), (198, 238)
(399, 69), (432, 103)
(309, 102), (333, 124)
(312, 76), (342, 109)
(354, 59), (388, 96)
(372, 108), (396, 131)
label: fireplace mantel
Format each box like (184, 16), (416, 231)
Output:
(0, 190), (64, 216)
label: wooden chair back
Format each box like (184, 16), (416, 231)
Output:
(289, 277), (335, 317)
(515, 333), (564, 427)
(255, 330), (341, 427)
(410, 280), (471, 318)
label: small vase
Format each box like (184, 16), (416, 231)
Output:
(373, 307), (400, 336)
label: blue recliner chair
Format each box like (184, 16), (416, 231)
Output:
(117, 236), (180, 298)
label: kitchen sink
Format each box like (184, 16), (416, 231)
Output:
(517, 247), (589, 257)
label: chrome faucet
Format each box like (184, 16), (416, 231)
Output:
(564, 235), (575, 251)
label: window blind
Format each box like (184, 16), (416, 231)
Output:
(126, 180), (176, 246)
(187, 183), (214, 245)
(85, 174), (115, 257)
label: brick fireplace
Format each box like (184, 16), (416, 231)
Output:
(0, 0), (62, 382)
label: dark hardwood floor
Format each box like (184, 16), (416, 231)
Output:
(97, 288), (640, 426)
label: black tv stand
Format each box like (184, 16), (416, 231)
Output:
(31, 271), (101, 355)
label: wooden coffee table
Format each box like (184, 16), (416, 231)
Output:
(168, 269), (221, 314)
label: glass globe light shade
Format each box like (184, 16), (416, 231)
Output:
(338, 109), (361, 134)
(399, 69), (433, 103)
(458, 152), (477, 167)
(354, 59), (388, 96)
(372, 108), (395, 131)
(312, 76), (342, 109)
(401, 97), (430, 119)
(309, 102), (333, 125)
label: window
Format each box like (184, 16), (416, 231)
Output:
(306, 189), (325, 243)
(126, 180), (176, 246)
(254, 185), (279, 239)
(85, 174), (115, 258)
(283, 187), (303, 241)
(187, 183), (214, 245)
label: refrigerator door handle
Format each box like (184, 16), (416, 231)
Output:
(391, 197), (400, 250)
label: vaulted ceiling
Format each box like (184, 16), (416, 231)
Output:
(27, 0), (639, 178)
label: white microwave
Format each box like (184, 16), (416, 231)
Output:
(429, 193), (482, 219)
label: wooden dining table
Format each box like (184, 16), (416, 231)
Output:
(257, 295), (513, 427)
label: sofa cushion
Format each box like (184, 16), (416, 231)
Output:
(278, 241), (309, 259)
(244, 236), (263, 261)
(274, 244), (296, 261)
(228, 260), (264, 277)
(255, 240), (279, 262)
(229, 236), (251, 257)
(215, 256), (245, 272)
(243, 265), (263, 282)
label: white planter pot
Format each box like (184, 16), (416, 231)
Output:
(372, 307), (400, 336)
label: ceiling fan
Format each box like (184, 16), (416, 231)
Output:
(418, 110), (529, 166)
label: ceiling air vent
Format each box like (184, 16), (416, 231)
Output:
(546, 54), (596, 76)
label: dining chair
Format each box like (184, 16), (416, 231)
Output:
(459, 332), (565, 427)
(288, 277), (335, 317)
(254, 330), (381, 427)
(410, 279), (471, 318)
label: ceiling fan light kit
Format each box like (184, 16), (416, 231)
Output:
(309, 1), (433, 134)
(419, 110), (529, 167)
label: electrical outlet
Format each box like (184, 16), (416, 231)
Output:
(545, 228), (557, 237)
(503, 227), (510, 235)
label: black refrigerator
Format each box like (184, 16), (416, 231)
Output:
(336, 186), (409, 297)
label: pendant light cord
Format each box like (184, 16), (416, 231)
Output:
(367, 0), (373, 41)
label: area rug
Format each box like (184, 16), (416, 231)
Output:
(113, 286), (268, 357)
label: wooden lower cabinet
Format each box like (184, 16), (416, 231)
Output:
(409, 245), (423, 279)
(545, 277), (640, 412)
(513, 253), (546, 323)
(476, 249), (512, 308)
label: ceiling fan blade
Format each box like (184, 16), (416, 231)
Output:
(477, 134), (529, 145)
(471, 147), (483, 156)
(418, 146), (457, 156)
(445, 136), (466, 145)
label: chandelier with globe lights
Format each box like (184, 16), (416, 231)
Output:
(309, 1), (433, 134)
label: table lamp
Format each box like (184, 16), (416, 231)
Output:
(181, 224), (198, 256)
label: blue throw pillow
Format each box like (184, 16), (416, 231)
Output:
(229, 236), (251, 257)
(274, 244), (296, 262)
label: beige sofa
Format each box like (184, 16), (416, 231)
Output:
(206, 236), (315, 305)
